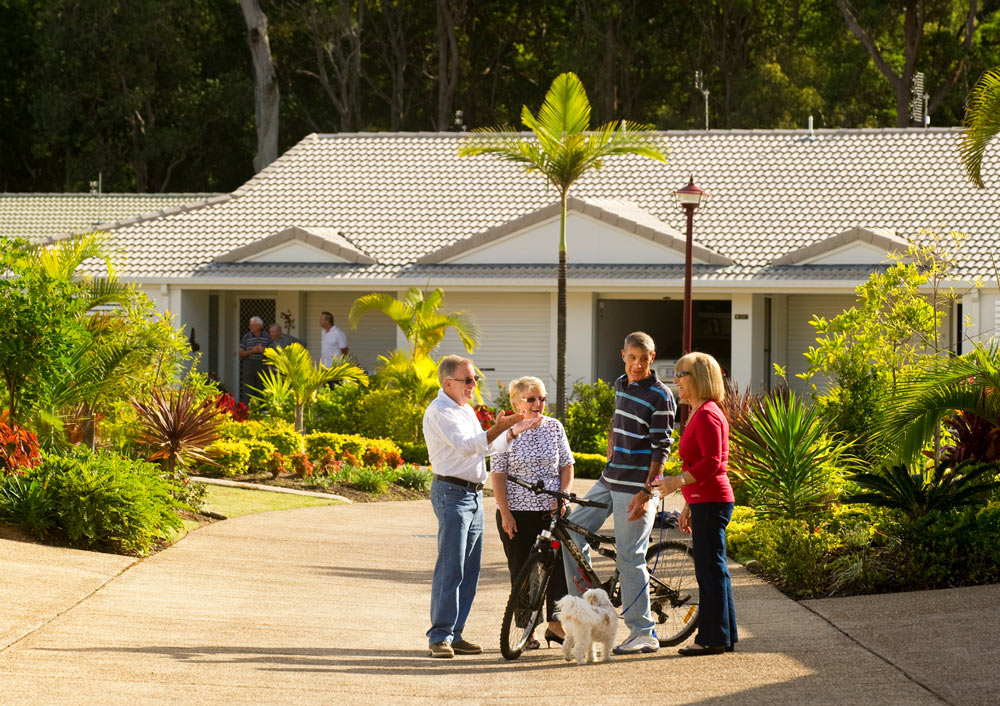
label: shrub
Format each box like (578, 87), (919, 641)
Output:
(216, 393), (248, 422)
(356, 388), (424, 443)
(396, 464), (432, 491)
(352, 467), (388, 494)
(244, 438), (278, 472)
(397, 441), (429, 465)
(573, 452), (607, 479)
(2, 450), (184, 555)
(565, 380), (615, 454)
(290, 451), (314, 477)
(0, 473), (56, 533)
(201, 439), (251, 477)
(304, 432), (401, 462)
(306, 382), (367, 434)
(219, 419), (303, 457)
(0, 410), (41, 475)
(131, 386), (223, 475)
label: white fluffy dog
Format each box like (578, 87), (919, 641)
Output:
(553, 588), (619, 665)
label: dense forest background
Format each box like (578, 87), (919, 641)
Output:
(2, 0), (1000, 194)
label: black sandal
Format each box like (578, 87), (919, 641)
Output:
(526, 637), (541, 650)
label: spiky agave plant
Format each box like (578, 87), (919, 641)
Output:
(131, 387), (222, 475)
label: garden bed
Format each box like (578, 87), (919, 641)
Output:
(221, 471), (432, 504)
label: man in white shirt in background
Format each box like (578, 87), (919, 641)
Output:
(423, 355), (542, 659)
(319, 311), (348, 366)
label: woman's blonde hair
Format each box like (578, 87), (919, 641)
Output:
(676, 352), (725, 403)
(508, 376), (546, 406)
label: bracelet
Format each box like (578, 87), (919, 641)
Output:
(639, 485), (653, 496)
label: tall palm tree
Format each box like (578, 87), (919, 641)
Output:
(960, 67), (1000, 188)
(349, 286), (481, 358)
(879, 342), (1000, 462)
(458, 72), (667, 419)
(263, 343), (368, 432)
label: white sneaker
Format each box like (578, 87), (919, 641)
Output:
(612, 633), (659, 655)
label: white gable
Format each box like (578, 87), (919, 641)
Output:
(241, 240), (352, 264)
(798, 240), (895, 266)
(446, 212), (689, 265)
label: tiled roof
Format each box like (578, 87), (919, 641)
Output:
(214, 225), (376, 264)
(772, 226), (910, 265)
(79, 129), (1000, 282)
(0, 193), (221, 243)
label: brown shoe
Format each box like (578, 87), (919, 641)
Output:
(429, 641), (454, 658)
(451, 639), (482, 655)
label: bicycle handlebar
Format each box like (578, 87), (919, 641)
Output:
(505, 475), (609, 510)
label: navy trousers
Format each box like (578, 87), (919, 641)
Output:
(689, 502), (738, 648)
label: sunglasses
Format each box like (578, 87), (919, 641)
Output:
(448, 375), (481, 385)
(523, 396), (547, 404)
(674, 371), (691, 378)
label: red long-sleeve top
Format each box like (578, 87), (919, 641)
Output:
(679, 400), (734, 505)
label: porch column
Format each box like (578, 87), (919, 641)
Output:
(730, 293), (753, 391)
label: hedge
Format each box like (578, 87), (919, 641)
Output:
(305, 432), (402, 462)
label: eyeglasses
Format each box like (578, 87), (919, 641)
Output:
(523, 396), (547, 404)
(674, 371), (691, 378)
(448, 375), (481, 385)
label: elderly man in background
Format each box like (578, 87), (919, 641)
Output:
(423, 355), (542, 659)
(267, 323), (303, 350)
(237, 316), (269, 403)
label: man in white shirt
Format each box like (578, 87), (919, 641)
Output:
(319, 311), (348, 366)
(423, 355), (542, 659)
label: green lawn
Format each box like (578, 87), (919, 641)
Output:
(201, 484), (344, 518)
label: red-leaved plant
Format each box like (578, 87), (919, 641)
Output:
(216, 393), (248, 422)
(0, 410), (41, 475)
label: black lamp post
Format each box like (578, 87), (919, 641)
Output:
(673, 176), (708, 356)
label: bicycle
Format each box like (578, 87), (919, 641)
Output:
(499, 476), (700, 660)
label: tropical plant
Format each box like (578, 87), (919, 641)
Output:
(0, 410), (41, 475)
(371, 349), (441, 406)
(458, 71), (667, 419)
(262, 343), (368, 432)
(848, 459), (1000, 521)
(731, 391), (859, 521)
(247, 368), (296, 422)
(131, 387), (223, 475)
(564, 379), (616, 454)
(960, 67), (1000, 188)
(349, 287), (481, 358)
(939, 410), (1000, 465)
(880, 342), (1000, 463)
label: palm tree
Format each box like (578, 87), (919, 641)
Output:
(960, 67), (1000, 187)
(263, 343), (368, 432)
(458, 72), (667, 419)
(349, 287), (480, 358)
(879, 342), (1000, 463)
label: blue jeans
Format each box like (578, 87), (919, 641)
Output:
(561, 481), (656, 637)
(690, 502), (737, 648)
(427, 479), (484, 645)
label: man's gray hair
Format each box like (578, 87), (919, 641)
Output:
(623, 331), (655, 354)
(249, 316), (264, 327)
(438, 354), (473, 385)
(269, 323), (283, 333)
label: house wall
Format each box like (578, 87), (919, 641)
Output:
(304, 291), (397, 373)
(435, 292), (552, 404)
(180, 290), (211, 374)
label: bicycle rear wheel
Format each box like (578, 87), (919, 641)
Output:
(646, 540), (699, 646)
(500, 551), (553, 660)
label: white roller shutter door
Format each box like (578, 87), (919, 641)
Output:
(785, 294), (857, 395)
(434, 292), (552, 403)
(305, 291), (397, 373)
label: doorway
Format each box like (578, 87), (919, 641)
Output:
(595, 299), (732, 383)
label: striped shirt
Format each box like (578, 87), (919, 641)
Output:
(600, 373), (676, 494)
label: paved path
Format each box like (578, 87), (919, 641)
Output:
(1, 488), (997, 705)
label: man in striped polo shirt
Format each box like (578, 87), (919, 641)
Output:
(561, 331), (676, 655)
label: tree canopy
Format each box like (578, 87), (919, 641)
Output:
(2, 0), (999, 193)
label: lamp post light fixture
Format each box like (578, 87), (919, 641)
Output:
(673, 176), (708, 356)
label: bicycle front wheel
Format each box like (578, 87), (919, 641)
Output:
(500, 551), (553, 660)
(646, 540), (699, 646)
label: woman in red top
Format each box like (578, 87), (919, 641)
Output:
(656, 352), (737, 656)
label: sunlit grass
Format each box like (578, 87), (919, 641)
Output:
(200, 484), (343, 518)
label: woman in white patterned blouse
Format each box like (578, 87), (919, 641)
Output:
(490, 376), (575, 648)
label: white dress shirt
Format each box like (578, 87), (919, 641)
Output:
(423, 389), (512, 484)
(320, 325), (348, 366)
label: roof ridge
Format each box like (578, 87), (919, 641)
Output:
(312, 127), (965, 139)
(1, 192), (221, 198)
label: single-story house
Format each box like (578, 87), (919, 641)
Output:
(19, 128), (1000, 400)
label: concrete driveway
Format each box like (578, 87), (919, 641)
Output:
(1, 487), (996, 705)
